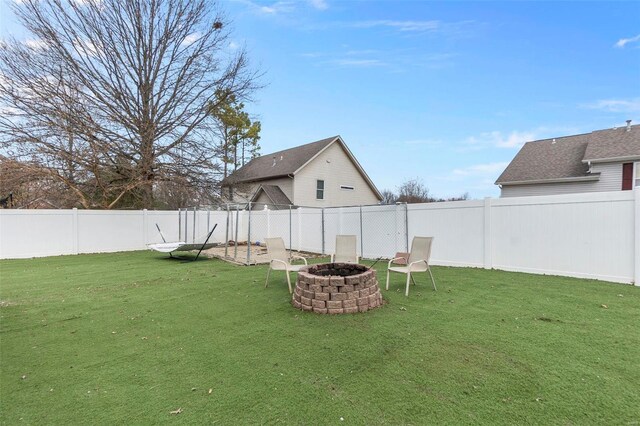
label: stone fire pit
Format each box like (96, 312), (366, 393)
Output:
(292, 263), (383, 314)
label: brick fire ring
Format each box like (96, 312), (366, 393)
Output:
(292, 263), (383, 314)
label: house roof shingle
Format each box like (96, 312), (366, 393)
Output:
(252, 185), (292, 205)
(222, 136), (338, 185)
(583, 125), (640, 161)
(495, 124), (640, 185)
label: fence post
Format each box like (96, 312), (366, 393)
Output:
(635, 188), (640, 286)
(297, 207), (302, 251)
(483, 197), (493, 269)
(143, 209), (148, 245)
(178, 208), (182, 242)
(289, 205), (293, 253)
(359, 205), (364, 258)
(184, 208), (188, 244)
(234, 207), (239, 259)
(72, 207), (79, 255)
(224, 205), (229, 258)
(192, 207), (196, 243)
(247, 202), (252, 264)
(265, 205), (270, 238)
(404, 203), (409, 252)
(321, 208), (325, 255)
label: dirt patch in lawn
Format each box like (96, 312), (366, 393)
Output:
(202, 243), (323, 265)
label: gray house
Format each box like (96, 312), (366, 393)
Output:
(222, 136), (383, 207)
(496, 121), (640, 197)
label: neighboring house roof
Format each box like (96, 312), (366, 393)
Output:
(583, 125), (640, 162)
(223, 135), (383, 200)
(222, 136), (337, 185)
(250, 184), (292, 206)
(496, 124), (640, 185)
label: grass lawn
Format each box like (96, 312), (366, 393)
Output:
(1, 251), (639, 425)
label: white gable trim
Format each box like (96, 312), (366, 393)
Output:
(499, 174), (601, 186)
(582, 155), (640, 164)
(292, 136), (383, 200)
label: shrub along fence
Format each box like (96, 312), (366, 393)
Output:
(1, 189), (638, 285)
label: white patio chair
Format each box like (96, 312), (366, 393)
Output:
(264, 237), (307, 293)
(330, 235), (359, 264)
(386, 236), (436, 296)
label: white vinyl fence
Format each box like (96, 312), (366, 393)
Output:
(1, 189), (638, 285)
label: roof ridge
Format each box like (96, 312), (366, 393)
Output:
(259, 135), (339, 158)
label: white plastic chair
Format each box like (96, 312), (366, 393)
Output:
(386, 236), (436, 296)
(330, 235), (359, 264)
(264, 237), (307, 293)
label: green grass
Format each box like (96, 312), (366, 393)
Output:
(1, 252), (639, 425)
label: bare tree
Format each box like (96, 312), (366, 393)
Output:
(380, 189), (398, 204)
(0, 0), (258, 209)
(396, 178), (432, 203)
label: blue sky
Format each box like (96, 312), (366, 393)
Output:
(1, 1), (639, 198)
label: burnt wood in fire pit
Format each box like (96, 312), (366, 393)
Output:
(292, 263), (383, 314)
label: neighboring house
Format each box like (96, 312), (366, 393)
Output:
(221, 135), (383, 208)
(496, 121), (640, 197)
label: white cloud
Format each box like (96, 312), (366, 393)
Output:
(228, 41), (239, 50)
(352, 20), (441, 32)
(181, 33), (201, 46)
(330, 58), (386, 67)
(466, 130), (536, 149)
(24, 39), (48, 50)
(614, 34), (640, 48)
(581, 98), (640, 113)
(258, 1), (294, 15)
(73, 38), (98, 57)
(300, 52), (324, 58)
(346, 19), (476, 37)
(308, 0), (328, 10)
(452, 162), (510, 177)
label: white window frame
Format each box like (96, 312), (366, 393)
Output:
(635, 162), (640, 187)
(316, 180), (325, 200)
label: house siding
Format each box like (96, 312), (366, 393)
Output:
(251, 191), (273, 211)
(500, 162), (624, 197)
(293, 142), (380, 207)
(232, 176), (294, 204)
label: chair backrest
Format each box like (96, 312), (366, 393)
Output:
(334, 235), (358, 263)
(265, 237), (288, 262)
(408, 237), (433, 264)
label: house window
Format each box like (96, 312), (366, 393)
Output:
(622, 163), (633, 190)
(340, 185), (355, 191)
(316, 180), (324, 199)
(636, 163), (640, 187)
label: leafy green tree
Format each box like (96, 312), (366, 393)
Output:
(210, 91), (261, 178)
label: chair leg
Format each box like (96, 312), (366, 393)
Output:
(386, 269), (390, 290)
(286, 270), (292, 294)
(405, 272), (411, 296)
(428, 267), (437, 291)
(410, 275), (417, 286)
(265, 267), (271, 288)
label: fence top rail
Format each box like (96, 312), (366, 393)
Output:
(178, 202), (411, 211)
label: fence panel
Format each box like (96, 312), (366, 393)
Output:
(0, 209), (76, 258)
(146, 211), (180, 243)
(408, 200), (486, 267)
(269, 208), (293, 249)
(1, 190), (637, 285)
(361, 204), (406, 259)
(491, 192), (635, 282)
(77, 210), (146, 253)
(299, 207), (323, 253)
